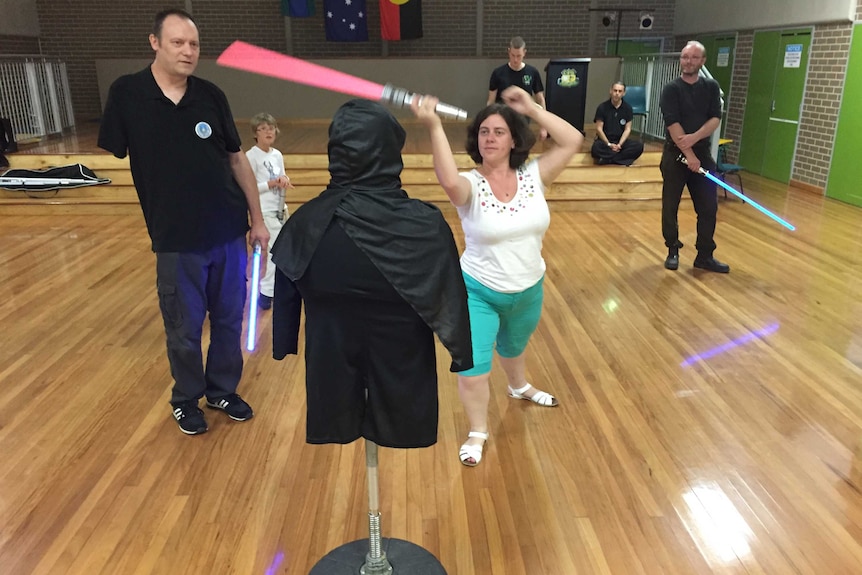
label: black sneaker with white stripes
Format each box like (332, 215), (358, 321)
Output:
(205, 393), (254, 421)
(172, 401), (208, 435)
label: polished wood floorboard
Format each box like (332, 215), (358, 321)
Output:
(3, 128), (862, 574)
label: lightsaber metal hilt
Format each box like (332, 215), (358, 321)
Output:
(676, 153), (707, 175)
(276, 187), (286, 223)
(381, 83), (468, 121)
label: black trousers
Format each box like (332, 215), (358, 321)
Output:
(590, 138), (644, 166)
(296, 221), (439, 449)
(660, 144), (718, 257)
(156, 236), (248, 405)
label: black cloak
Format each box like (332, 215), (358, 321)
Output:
(271, 99), (472, 373)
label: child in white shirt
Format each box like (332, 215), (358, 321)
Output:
(246, 113), (292, 309)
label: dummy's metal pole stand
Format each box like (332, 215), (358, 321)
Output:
(360, 441), (393, 575)
(309, 440), (447, 574)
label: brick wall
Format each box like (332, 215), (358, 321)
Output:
(795, 23), (853, 188)
(721, 31), (753, 164)
(35, 0), (186, 120)
(588, 0), (676, 55)
(0, 35), (40, 55)
(34, 0), (676, 119)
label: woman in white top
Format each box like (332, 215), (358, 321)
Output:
(412, 86), (583, 466)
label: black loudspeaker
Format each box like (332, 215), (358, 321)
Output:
(0, 117), (17, 153)
(639, 14), (654, 30)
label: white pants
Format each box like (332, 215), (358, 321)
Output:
(260, 210), (285, 297)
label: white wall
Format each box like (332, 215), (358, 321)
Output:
(674, 0), (855, 35)
(0, 0), (39, 36)
(95, 57), (622, 122)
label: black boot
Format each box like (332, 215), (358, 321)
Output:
(693, 255), (730, 273)
(664, 247), (679, 270)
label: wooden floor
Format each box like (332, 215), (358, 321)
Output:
(3, 125), (862, 574)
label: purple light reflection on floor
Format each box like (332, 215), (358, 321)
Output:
(680, 323), (780, 367)
(265, 551), (285, 575)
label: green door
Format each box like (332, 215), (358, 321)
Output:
(696, 34), (736, 137)
(739, 29), (811, 183)
(826, 23), (862, 206)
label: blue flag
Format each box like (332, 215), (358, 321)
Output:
(282, 0), (315, 17)
(324, 0), (368, 42)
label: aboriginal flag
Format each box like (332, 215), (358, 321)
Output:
(380, 0), (422, 41)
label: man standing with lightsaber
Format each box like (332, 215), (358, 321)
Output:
(659, 40), (729, 273)
(99, 9), (269, 435)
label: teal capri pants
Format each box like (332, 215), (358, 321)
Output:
(459, 271), (544, 377)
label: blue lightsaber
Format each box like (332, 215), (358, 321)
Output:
(246, 244), (262, 352)
(678, 155), (796, 231)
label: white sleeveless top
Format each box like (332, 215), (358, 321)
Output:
(456, 159), (550, 292)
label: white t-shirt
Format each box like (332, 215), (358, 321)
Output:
(456, 159), (550, 292)
(246, 145), (287, 214)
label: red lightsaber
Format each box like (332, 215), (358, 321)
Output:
(216, 41), (467, 120)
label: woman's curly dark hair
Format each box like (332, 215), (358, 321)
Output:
(465, 104), (536, 169)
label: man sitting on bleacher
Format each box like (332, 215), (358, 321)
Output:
(591, 82), (644, 167)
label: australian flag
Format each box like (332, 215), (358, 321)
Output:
(324, 0), (368, 42)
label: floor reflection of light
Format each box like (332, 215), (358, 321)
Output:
(602, 298), (619, 314)
(681, 323), (779, 367)
(265, 551), (285, 575)
(682, 484), (752, 563)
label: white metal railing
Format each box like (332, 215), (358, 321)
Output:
(0, 56), (75, 141)
(621, 53), (724, 159)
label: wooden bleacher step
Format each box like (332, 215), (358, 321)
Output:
(0, 151), (668, 214)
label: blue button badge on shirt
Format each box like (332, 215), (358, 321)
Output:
(195, 122), (213, 139)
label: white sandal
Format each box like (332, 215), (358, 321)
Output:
(508, 383), (559, 407)
(459, 431), (489, 467)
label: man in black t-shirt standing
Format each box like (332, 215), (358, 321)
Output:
(591, 82), (644, 166)
(659, 41), (729, 273)
(98, 9), (270, 435)
(488, 37), (547, 139)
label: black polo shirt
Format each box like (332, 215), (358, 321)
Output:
(489, 63), (544, 103)
(660, 76), (722, 150)
(593, 98), (633, 142)
(98, 67), (249, 252)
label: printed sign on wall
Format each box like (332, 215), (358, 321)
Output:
(784, 44), (803, 68)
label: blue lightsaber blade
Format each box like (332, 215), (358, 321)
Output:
(678, 154), (796, 231)
(246, 244), (262, 352)
(700, 168), (796, 231)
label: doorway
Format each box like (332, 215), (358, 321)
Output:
(738, 29), (811, 183)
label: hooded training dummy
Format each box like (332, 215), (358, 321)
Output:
(271, 100), (472, 448)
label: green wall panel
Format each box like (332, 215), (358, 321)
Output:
(826, 24), (862, 207)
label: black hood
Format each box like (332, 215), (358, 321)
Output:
(327, 99), (405, 190)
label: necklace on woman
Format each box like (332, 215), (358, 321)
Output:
(480, 167), (516, 200)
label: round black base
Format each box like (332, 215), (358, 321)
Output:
(309, 538), (447, 575)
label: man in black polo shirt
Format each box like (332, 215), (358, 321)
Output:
(591, 82), (644, 166)
(659, 40), (728, 273)
(488, 36), (547, 139)
(98, 8), (270, 435)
